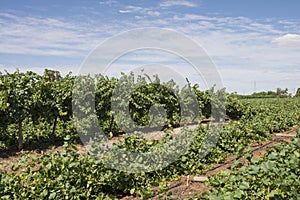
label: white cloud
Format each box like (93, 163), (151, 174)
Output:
(0, 12), (118, 56)
(173, 14), (280, 34)
(272, 34), (300, 46)
(119, 5), (160, 17)
(147, 11), (160, 17)
(119, 10), (132, 13)
(99, 0), (118, 6)
(119, 6), (143, 13)
(160, 0), (197, 7)
(173, 14), (221, 21)
(278, 20), (296, 25)
(134, 15), (144, 20)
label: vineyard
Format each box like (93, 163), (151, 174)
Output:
(0, 70), (299, 199)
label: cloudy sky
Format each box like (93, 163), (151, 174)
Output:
(0, 0), (299, 94)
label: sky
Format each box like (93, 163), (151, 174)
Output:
(0, 0), (299, 94)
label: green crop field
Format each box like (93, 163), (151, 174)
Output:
(0, 70), (299, 199)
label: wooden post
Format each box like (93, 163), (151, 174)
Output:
(192, 176), (208, 182)
(18, 119), (23, 150)
(275, 133), (296, 137)
(51, 117), (57, 143)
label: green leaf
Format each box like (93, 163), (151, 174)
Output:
(49, 192), (57, 199)
(239, 182), (250, 190)
(130, 188), (135, 195)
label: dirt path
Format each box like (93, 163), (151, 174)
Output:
(0, 122), (201, 173)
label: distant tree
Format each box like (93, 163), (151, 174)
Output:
(44, 69), (61, 82)
(295, 88), (300, 97)
(267, 91), (277, 95)
(276, 88), (289, 96)
(249, 91), (277, 98)
(276, 88), (281, 95)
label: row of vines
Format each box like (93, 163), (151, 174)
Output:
(0, 69), (242, 150)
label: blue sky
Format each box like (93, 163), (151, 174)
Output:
(0, 0), (299, 94)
